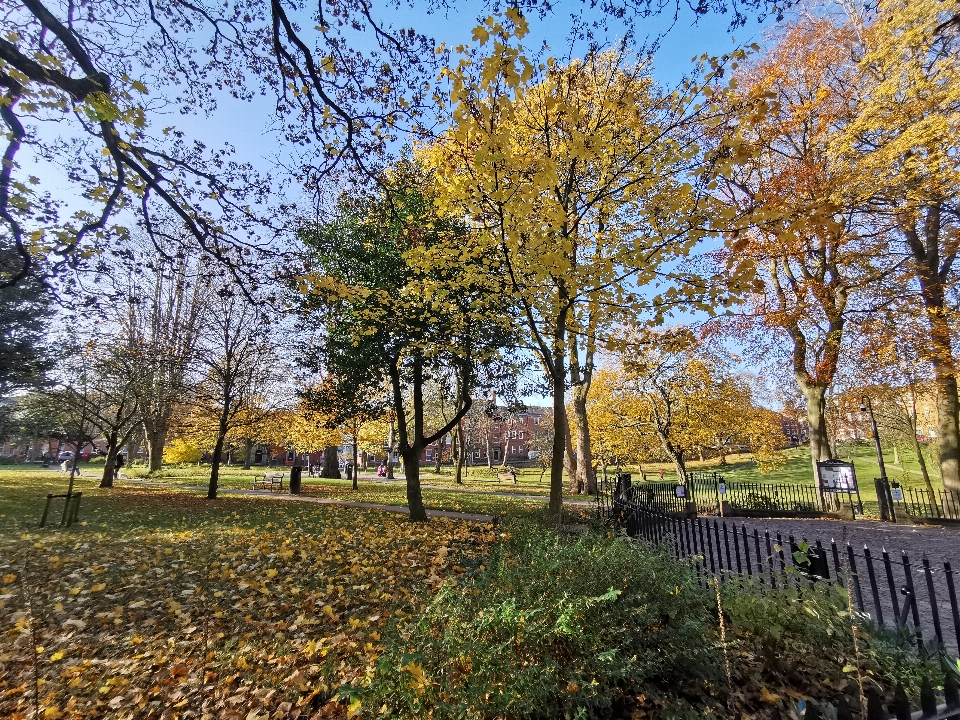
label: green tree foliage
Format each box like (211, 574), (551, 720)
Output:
(297, 156), (516, 520)
(0, 269), (53, 395)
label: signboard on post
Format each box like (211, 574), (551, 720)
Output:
(717, 483), (726, 496)
(891, 484), (904, 502)
(816, 460), (862, 519)
(816, 461), (858, 493)
(674, 484), (686, 498)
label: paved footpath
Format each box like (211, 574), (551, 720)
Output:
(717, 515), (960, 656)
(722, 516), (960, 565)
(123, 479), (496, 523)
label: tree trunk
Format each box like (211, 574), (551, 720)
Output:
(208, 424), (227, 500)
(320, 445), (340, 478)
(657, 436), (687, 486)
(434, 440), (442, 473)
(454, 423), (465, 485)
(144, 420), (168, 472)
(403, 446), (427, 521)
(485, 431), (493, 468)
(801, 382), (832, 492)
(243, 438), (252, 470)
(387, 422), (396, 479)
(934, 372), (960, 493)
(352, 433), (359, 491)
(570, 383), (596, 495)
(549, 384), (567, 517)
(563, 419), (577, 493)
(100, 440), (118, 489)
(904, 206), (960, 492)
(546, 300), (570, 519)
(569, 329), (598, 495)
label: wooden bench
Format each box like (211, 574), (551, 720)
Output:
(252, 472), (286, 492)
(497, 471), (518, 483)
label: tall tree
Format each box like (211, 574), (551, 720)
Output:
(192, 291), (280, 499)
(715, 17), (886, 484)
(835, 0), (960, 491)
(424, 17), (752, 514)
(304, 379), (389, 491)
(0, 266), (53, 395)
(297, 156), (515, 521)
(82, 340), (144, 488)
(123, 250), (208, 472)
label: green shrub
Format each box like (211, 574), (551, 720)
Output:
(721, 574), (933, 699)
(357, 524), (718, 719)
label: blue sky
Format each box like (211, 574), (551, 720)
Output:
(174, 1), (777, 176)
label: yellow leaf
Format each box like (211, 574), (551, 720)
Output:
(266, 568), (278, 579)
(1, 573), (14, 584)
(347, 697), (362, 718)
(50, 650), (64, 661)
(403, 661), (429, 693)
(759, 686), (781, 705)
(91, 583), (106, 592)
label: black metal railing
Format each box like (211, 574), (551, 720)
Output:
(896, 487), (960, 521)
(721, 479), (821, 513)
(598, 476), (960, 659)
(609, 471), (825, 517)
(598, 475), (960, 716)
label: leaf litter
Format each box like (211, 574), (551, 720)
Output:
(0, 487), (495, 719)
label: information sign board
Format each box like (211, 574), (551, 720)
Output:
(816, 461), (858, 493)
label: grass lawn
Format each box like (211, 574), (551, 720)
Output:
(126, 463), (556, 496)
(120, 464), (567, 519)
(607, 442), (948, 519)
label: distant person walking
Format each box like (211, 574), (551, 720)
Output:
(114, 453), (125, 481)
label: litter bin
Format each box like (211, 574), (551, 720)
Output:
(290, 465), (303, 495)
(344, 464), (353, 481)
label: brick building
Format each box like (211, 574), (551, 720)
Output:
(419, 405), (549, 465)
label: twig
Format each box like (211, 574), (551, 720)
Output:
(713, 576), (732, 689)
(19, 556), (41, 720)
(842, 528), (867, 720)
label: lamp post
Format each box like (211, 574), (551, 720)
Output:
(861, 395), (894, 521)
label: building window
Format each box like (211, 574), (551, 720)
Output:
(518, 431), (524, 439)
(425, 449), (434, 461)
(474, 450), (481, 459)
(493, 448), (501, 461)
